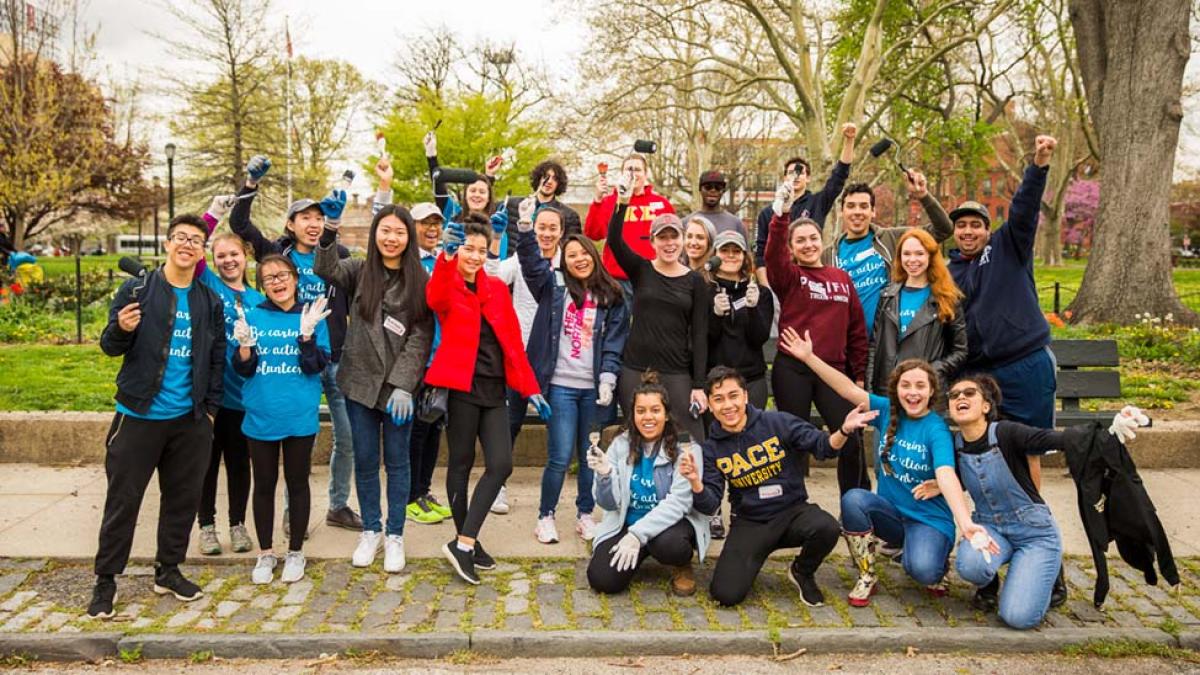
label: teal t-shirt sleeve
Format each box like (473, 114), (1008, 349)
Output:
(928, 417), (955, 470)
(868, 393), (888, 430)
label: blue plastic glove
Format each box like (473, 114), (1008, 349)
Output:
(320, 189), (347, 222)
(490, 206), (509, 235)
(386, 389), (413, 426)
(246, 155), (271, 182)
(443, 221), (465, 256)
(530, 393), (552, 421)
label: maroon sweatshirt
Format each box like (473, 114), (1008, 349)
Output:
(765, 213), (868, 381)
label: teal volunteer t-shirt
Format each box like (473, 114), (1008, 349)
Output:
(898, 286), (931, 336)
(239, 306), (330, 441)
(868, 393), (956, 542)
(117, 286), (194, 420)
(625, 449), (660, 526)
(199, 267), (265, 411)
(837, 234), (887, 336)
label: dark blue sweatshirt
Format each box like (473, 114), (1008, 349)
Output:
(948, 165), (1051, 368)
(695, 405), (836, 522)
(753, 161), (851, 266)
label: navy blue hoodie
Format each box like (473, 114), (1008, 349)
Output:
(948, 165), (1051, 368)
(695, 405), (836, 522)
(753, 160), (850, 266)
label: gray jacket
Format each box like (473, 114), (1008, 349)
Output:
(592, 432), (712, 561)
(820, 193), (953, 268)
(314, 242), (433, 410)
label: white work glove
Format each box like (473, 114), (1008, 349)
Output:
(1108, 405), (1149, 444)
(207, 195), (236, 222)
(386, 389), (413, 426)
(423, 130), (437, 158)
(745, 280), (760, 308)
(713, 289), (731, 316)
(586, 445), (612, 476)
(299, 296), (331, 338)
(609, 532), (641, 572)
(517, 195), (537, 230)
(615, 170), (633, 204)
(771, 181), (793, 217)
(232, 304), (255, 347)
(969, 530), (995, 565)
(597, 380), (615, 407)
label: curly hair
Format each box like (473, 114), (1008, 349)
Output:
(530, 160), (568, 197)
(893, 229), (963, 323)
(880, 359), (941, 473)
(621, 370), (680, 465)
(840, 182), (876, 208)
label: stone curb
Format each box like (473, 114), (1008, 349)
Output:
(0, 628), (1183, 662)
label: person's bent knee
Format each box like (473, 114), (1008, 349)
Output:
(709, 579), (750, 607)
(587, 563), (629, 595)
(954, 544), (994, 586)
(905, 556), (947, 587)
(647, 538), (693, 567)
(999, 604), (1045, 630)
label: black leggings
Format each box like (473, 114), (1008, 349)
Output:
(772, 355), (870, 494)
(445, 395), (513, 540)
(619, 367), (705, 441)
(709, 501), (840, 606)
(248, 435), (314, 552)
(408, 402), (444, 500)
(198, 407), (251, 528)
(587, 520), (696, 594)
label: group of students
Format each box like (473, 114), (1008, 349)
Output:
(86, 127), (1148, 633)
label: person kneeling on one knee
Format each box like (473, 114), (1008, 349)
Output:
(681, 366), (877, 607)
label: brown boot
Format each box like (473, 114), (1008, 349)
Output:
(669, 565), (696, 596)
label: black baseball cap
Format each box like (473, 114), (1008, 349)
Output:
(948, 201), (991, 227)
(699, 170), (726, 187)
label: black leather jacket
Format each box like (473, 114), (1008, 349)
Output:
(866, 282), (967, 394)
(100, 269), (225, 418)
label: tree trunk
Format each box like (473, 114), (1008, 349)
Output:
(1067, 0), (1196, 323)
(1039, 207), (1064, 267)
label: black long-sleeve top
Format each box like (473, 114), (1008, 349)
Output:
(958, 421), (1065, 505)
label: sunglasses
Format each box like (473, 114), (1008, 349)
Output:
(700, 183), (725, 191)
(947, 387), (980, 401)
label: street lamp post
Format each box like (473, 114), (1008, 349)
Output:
(165, 143), (176, 222)
(152, 176), (161, 262)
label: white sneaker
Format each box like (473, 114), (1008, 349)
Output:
(251, 554), (277, 585)
(384, 534), (406, 574)
(576, 513), (597, 541)
(280, 551), (306, 583)
(490, 485), (510, 514)
(352, 531), (382, 568)
(535, 515), (559, 544)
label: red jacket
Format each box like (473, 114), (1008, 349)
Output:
(765, 213), (868, 381)
(424, 253), (540, 398)
(584, 185), (674, 280)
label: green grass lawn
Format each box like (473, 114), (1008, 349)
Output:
(1034, 259), (1200, 314)
(36, 254), (125, 279)
(0, 344), (118, 410)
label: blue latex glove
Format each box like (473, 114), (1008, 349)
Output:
(320, 189), (347, 221)
(443, 221), (465, 256)
(490, 206), (508, 235)
(246, 155), (271, 181)
(530, 393), (552, 421)
(386, 389), (413, 426)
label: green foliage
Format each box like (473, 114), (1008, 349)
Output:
(0, 299), (109, 344)
(918, 116), (1003, 198)
(1063, 638), (1199, 662)
(19, 271), (116, 311)
(0, 344), (118, 410)
(118, 643), (143, 664)
(373, 91), (554, 206)
(189, 650), (215, 664)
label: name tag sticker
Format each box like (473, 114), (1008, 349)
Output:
(383, 316), (406, 337)
(758, 484), (783, 500)
(733, 297), (747, 311)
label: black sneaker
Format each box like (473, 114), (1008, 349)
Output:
(788, 562), (825, 607)
(971, 575), (1000, 613)
(474, 542), (496, 571)
(153, 565), (203, 602)
(87, 577), (117, 619)
(1050, 566), (1068, 608)
(442, 540), (480, 585)
(326, 506), (364, 531)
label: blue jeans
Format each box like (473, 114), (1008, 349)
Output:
(346, 399), (412, 536)
(987, 346), (1057, 429)
(539, 385), (596, 518)
(840, 488), (952, 586)
(955, 516), (1062, 629)
(321, 361), (353, 511)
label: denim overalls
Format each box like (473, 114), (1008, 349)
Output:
(953, 423), (1063, 629)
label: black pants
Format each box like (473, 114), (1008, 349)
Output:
(445, 395), (513, 539)
(772, 355), (870, 494)
(619, 366), (705, 441)
(408, 397), (444, 500)
(198, 407), (250, 528)
(506, 387), (527, 443)
(587, 520), (696, 594)
(248, 435), (314, 552)
(709, 501), (840, 606)
(94, 412), (211, 576)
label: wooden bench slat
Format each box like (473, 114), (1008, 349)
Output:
(1055, 370), (1122, 399)
(1050, 339), (1119, 368)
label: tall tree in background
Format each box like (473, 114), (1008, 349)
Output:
(1067, 0), (1196, 323)
(287, 56), (379, 199)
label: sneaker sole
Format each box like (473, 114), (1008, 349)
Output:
(281, 572), (305, 583)
(384, 560), (406, 574)
(442, 543), (480, 586)
(152, 584), (203, 602)
(325, 519), (363, 531)
(409, 515), (445, 525)
(87, 592), (118, 620)
(200, 548), (222, 556)
(788, 569), (825, 607)
(489, 507), (510, 515)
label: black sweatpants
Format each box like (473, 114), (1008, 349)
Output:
(619, 366), (705, 441)
(408, 396), (444, 500)
(445, 395), (513, 539)
(94, 412), (211, 576)
(709, 501), (841, 606)
(772, 355), (870, 494)
(587, 519), (696, 594)
(198, 407), (250, 528)
(248, 435), (314, 552)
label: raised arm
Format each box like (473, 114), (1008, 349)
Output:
(314, 227), (362, 295)
(780, 326), (870, 408)
(1000, 136), (1055, 262)
(605, 201), (647, 283)
(905, 170), (953, 243)
(682, 443), (723, 517)
(807, 123), (856, 224)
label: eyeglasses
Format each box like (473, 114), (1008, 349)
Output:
(947, 387), (980, 401)
(261, 271), (294, 284)
(170, 233), (205, 248)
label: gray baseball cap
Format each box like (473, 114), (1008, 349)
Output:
(713, 230), (748, 252)
(650, 213), (684, 237)
(949, 200), (991, 226)
(411, 202), (444, 222)
(286, 198), (322, 221)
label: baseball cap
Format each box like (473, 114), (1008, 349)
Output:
(411, 202), (444, 222)
(713, 230), (748, 252)
(650, 213), (684, 238)
(699, 170), (726, 186)
(286, 198), (321, 221)
(948, 201), (991, 227)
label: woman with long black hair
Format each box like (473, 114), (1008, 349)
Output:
(316, 204), (433, 574)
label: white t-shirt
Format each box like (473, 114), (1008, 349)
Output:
(486, 250), (559, 347)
